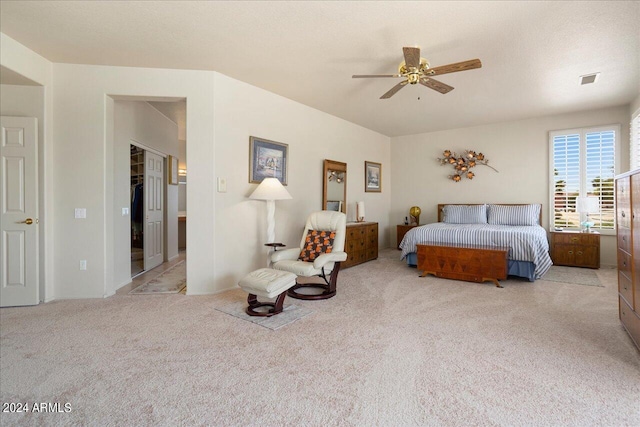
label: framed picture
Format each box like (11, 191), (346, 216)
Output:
(168, 155), (179, 185)
(365, 161), (381, 192)
(249, 136), (289, 185)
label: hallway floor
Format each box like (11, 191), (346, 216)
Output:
(118, 250), (186, 295)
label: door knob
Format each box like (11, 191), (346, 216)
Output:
(21, 218), (34, 225)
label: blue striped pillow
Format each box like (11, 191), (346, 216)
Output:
(442, 204), (488, 224)
(487, 204), (540, 226)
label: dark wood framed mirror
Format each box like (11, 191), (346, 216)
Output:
(323, 159), (347, 214)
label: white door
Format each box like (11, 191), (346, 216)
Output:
(144, 151), (163, 271)
(0, 116), (38, 307)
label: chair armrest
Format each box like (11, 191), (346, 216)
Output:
(270, 248), (300, 263)
(313, 251), (347, 269)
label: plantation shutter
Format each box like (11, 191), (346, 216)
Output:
(585, 130), (615, 230)
(550, 125), (617, 232)
(552, 133), (580, 228)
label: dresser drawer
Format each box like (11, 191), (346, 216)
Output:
(347, 227), (366, 241)
(620, 296), (640, 348)
(618, 249), (632, 278)
(617, 226), (632, 253)
(619, 271), (634, 309)
(616, 177), (631, 228)
(553, 233), (599, 245)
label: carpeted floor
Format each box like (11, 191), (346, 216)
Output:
(1, 249), (639, 426)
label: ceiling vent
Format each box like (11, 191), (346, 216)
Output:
(580, 73), (600, 85)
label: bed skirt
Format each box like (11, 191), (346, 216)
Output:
(404, 252), (536, 282)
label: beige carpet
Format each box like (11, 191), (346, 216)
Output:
(1, 249), (639, 426)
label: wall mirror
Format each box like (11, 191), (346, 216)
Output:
(323, 159), (347, 214)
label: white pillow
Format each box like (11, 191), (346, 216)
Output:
(442, 204), (488, 224)
(487, 204), (540, 226)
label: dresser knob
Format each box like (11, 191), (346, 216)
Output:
(621, 211), (626, 218)
(571, 237), (578, 242)
(577, 251), (583, 255)
(568, 251), (574, 255)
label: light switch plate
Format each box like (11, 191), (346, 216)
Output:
(75, 208), (87, 219)
(217, 177), (227, 193)
(122, 207), (129, 216)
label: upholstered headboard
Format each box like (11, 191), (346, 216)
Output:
(437, 204), (543, 225)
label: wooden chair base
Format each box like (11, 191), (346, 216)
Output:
(287, 263), (341, 300)
(245, 292), (286, 317)
(287, 283), (336, 300)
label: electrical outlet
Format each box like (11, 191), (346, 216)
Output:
(79, 260), (87, 270)
(75, 208), (87, 219)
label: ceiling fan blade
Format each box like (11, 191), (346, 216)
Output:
(352, 74), (401, 78)
(380, 81), (408, 99)
(419, 77), (454, 94)
(403, 47), (421, 69)
(428, 59), (482, 76)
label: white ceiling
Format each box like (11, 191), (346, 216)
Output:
(1, 1), (638, 137)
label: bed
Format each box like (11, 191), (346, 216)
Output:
(399, 204), (553, 281)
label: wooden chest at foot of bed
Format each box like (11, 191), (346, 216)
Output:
(417, 243), (509, 287)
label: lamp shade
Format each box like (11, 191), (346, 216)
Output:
(576, 196), (599, 214)
(249, 178), (292, 201)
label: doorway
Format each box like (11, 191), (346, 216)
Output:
(130, 144), (144, 276)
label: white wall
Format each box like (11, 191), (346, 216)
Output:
(631, 92), (640, 117)
(113, 101), (180, 289)
(390, 105), (630, 267)
(212, 73), (391, 292)
(0, 34), (54, 302)
(48, 62), (390, 299)
(52, 63), (215, 298)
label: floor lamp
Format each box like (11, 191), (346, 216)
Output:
(250, 177), (292, 245)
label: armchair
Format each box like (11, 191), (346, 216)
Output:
(271, 211), (347, 300)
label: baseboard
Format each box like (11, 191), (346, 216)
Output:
(168, 254), (180, 261)
(186, 284), (237, 296)
(116, 278), (132, 291)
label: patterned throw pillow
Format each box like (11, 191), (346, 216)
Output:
(298, 230), (336, 262)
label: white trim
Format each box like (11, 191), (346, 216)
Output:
(130, 139), (166, 158)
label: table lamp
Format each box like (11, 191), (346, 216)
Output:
(250, 178), (292, 243)
(576, 196), (599, 233)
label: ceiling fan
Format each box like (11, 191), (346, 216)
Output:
(353, 47), (482, 99)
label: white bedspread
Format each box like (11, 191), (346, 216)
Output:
(399, 223), (553, 279)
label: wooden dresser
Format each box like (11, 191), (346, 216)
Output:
(550, 230), (600, 269)
(616, 169), (640, 351)
(343, 222), (378, 268)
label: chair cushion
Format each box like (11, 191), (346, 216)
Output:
(298, 230), (336, 262)
(273, 259), (324, 277)
(238, 268), (297, 298)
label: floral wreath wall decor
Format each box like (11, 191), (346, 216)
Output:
(437, 149), (499, 182)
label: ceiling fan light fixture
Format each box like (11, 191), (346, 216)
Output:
(580, 73), (600, 85)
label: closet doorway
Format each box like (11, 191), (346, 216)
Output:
(130, 144), (165, 277)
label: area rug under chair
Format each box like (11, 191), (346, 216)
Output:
(215, 301), (312, 330)
(129, 261), (186, 294)
(542, 265), (604, 287)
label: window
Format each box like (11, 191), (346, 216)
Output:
(550, 125), (618, 233)
(632, 109), (640, 170)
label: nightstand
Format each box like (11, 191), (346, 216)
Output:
(397, 224), (418, 249)
(550, 230), (600, 269)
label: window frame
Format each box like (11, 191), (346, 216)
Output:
(548, 124), (620, 236)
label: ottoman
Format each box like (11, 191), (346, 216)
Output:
(238, 268), (297, 317)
